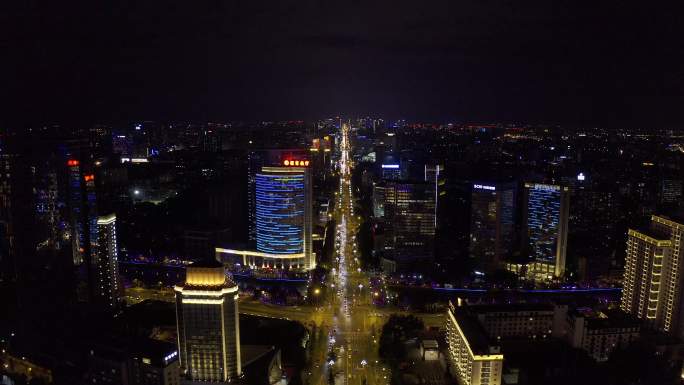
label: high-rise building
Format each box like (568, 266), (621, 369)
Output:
(175, 261), (241, 383)
(247, 149), (308, 248)
(254, 165), (313, 269)
(372, 183), (386, 218)
(380, 158), (402, 180)
(621, 215), (684, 339)
(469, 182), (516, 273)
(523, 183), (570, 279)
(218, 155), (314, 270)
(381, 181), (436, 272)
(661, 178), (683, 204)
(0, 131), (100, 316)
(446, 302), (503, 385)
(424, 165), (445, 228)
(96, 214), (120, 310)
(68, 159), (102, 305)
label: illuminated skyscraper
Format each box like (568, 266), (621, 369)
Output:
(381, 181), (436, 272)
(255, 164), (313, 269)
(247, 149), (308, 248)
(470, 182), (516, 273)
(621, 215), (684, 339)
(218, 157), (314, 270)
(175, 261), (241, 383)
(96, 214), (120, 310)
(524, 183), (569, 279)
(424, 164), (445, 228)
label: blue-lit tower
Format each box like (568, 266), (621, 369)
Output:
(255, 165), (312, 269)
(524, 183), (570, 279)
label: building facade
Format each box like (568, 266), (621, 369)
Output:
(247, 149), (308, 248)
(567, 309), (640, 362)
(87, 338), (180, 385)
(424, 164), (445, 229)
(524, 183), (570, 279)
(175, 262), (241, 383)
(254, 165), (313, 269)
(372, 183), (386, 218)
(381, 181), (436, 272)
(96, 213), (120, 310)
(446, 302), (503, 385)
(469, 303), (566, 341)
(469, 182), (516, 274)
(621, 215), (684, 339)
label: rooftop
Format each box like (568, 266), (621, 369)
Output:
(468, 303), (555, 314)
(571, 309), (641, 329)
(453, 309), (497, 356)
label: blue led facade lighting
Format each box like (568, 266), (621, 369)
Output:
(255, 172), (306, 255)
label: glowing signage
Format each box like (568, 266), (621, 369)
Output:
(67, 159), (80, 167)
(283, 160), (310, 167)
(577, 172), (586, 181)
(473, 184), (496, 191)
(84, 174), (95, 182)
(121, 158), (149, 164)
(381, 164), (399, 169)
(531, 183), (560, 191)
(163, 351), (178, 363)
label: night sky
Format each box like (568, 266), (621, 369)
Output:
(3, 1), (683, 128)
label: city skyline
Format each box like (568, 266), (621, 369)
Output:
(2, 2), (684, 385)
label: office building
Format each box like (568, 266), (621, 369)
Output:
(381, 164), (402, 180)
(446, 302), (503, 385)
(175, 261), (241, 383)
(661, 179), (683, 204)
(380, 181), (436, 272)
(255, 164), (312, 269)
(372, 183), (386, 218)
(0, 131), (104, 317)
(88, 338), (180, 385)
(255, 166), (311, 256)
(380, 154), (402, 180)
(469, 182), (516, 273)
(469, 303), (566, 341)
(567, 309), (640, 362)
(219, 160), (314, 270)
(96, 214), (120, 310)
(621, 215), (684, 339)
(247, 149), (308, 248)
(524, 183), (570, 279)
(424, 164), (445, 228)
